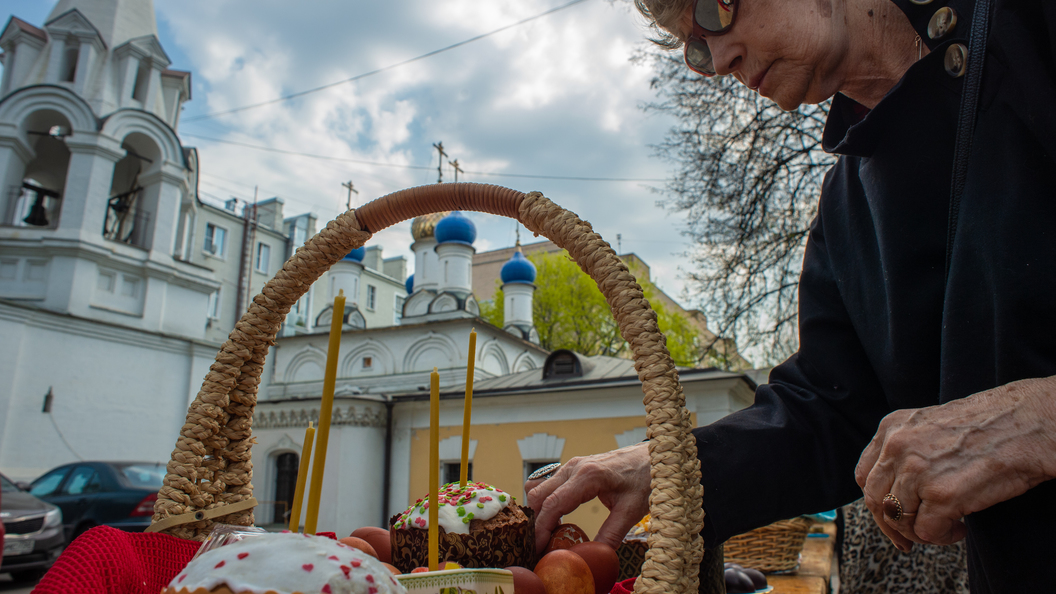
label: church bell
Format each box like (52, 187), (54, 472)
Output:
(22, 194), (49, 227)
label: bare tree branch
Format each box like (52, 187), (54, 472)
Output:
(637, 49), (835, 365)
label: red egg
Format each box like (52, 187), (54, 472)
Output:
(570, 541), (620, 594)
(350, 526), (391, 563)
(506, 566), (547, 594)
(544, 523), (591, 554)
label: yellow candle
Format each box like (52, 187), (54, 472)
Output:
(288, 422), (315, 532)
(459, 329), (476, 488)
(305, 290), (345, 535)
(429, 367), (440, 572)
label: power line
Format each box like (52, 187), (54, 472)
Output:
(181, 133), (666, 182)
(183, 0), (590, 122)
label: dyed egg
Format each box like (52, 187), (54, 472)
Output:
(544, 523), (590, 553)
(506, 566), (547, 594)
(350, 526), (391, 563)
(534, 550), (595, 594)
(570, 541), (620, 594)
(338, 536), (379, 559)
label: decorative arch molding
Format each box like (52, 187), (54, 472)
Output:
(100, 109), (184, 170)
(438, 436), (477, 461)
(339, 339), (397, 376)
(0, 85), (98, 138)
(429, 292), (459, 314)
(263, 433), (302, 459)
(512, 352), (538, 373)
(614, 427), (648, 449)
(465, 294), (480, 315)
(517, 432), (565, 461)
(479, 341), (509, 376)
(403, 332), (460, 372)
(283, 344), (328, 383)
(404, 290), (434, 318)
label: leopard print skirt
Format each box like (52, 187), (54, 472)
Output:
(838, 498), (969, 594)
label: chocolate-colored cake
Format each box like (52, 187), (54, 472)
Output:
(389, 482), (536, 572)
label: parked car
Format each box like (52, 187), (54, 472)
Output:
(27, 461), (164, 543)
(1, 472), (64, 581)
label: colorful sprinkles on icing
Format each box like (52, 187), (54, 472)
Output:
(393, 481), (515, 534)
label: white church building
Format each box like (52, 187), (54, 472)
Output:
(0, 0), (757, 540)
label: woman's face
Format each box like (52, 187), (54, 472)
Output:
(680, 0), (848, 110)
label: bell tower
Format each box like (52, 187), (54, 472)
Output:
(0, 0), (211, 338)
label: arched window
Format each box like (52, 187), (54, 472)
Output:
(274, 452), (298, 525)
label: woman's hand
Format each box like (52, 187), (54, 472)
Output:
(855, 377), (1056, 550)
(525, 442), (651, 554)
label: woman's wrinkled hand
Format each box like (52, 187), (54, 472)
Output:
(524, 442), (651, 554)
(855, 377), (1056, 551)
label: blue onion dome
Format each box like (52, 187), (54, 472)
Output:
(405, 274), (414, 294)
(343, 247), (366, 262)
(501, 248), (536, 284)
(434, 211), (476, 245)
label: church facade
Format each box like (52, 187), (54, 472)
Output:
(0, 0), (756, 542)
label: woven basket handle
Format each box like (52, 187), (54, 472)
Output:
(151, 183), (704, 594)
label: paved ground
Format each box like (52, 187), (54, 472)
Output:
(0, 573), (37, 594)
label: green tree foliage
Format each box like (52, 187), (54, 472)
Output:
(482, 250), (712, 367)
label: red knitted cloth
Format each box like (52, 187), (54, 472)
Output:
(33, 527), (341, 594)
(33, 526), (199, 594)
(611, 576), (637, 594)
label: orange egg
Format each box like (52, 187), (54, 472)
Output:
(506, 566), (547, 594)
(570, 541), (620, 594)
(534, 549), (595, 594)
(380, 562), (402, 576)
(411, 566), (430, 574)
(350, 526), (391, 563)
(544, 523), (591, 554)
(338, 536), (378, 559)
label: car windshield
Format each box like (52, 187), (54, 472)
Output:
(0, 474), (18, 493)
(117, 463), (165, 488)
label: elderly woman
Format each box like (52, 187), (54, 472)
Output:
(525, 0), (1056, 591)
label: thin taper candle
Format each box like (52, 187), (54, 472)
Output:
(288, 422), (315, 532)
(459, 329), (476, 487)
(305, 290), (345, 535)
(429, 367), (440, 572)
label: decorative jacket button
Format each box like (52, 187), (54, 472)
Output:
(945, 44), (968, 77)
(928, 7), (957, 39)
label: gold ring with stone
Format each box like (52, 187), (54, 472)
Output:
(883, 493), (904, 521)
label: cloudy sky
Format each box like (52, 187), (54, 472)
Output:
(6, 0), (699, 299)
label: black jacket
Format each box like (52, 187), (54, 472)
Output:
(693, 0), (1056, 590)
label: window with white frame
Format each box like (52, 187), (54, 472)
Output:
(204, 223), (226, 257)
(256, 242), (270, 273)
(207, 289), (221, 320)
(366, 285), (377, 310)
(394, 295), (405, 324)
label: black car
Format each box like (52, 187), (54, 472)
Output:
(28, 461), (164, 543)
(1, 472), (64, 580)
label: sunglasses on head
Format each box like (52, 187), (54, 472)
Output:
(683, 0), (738, 76)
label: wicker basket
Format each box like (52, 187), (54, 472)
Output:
(144, 183), (707, 594)
(723, 517), (813, 573)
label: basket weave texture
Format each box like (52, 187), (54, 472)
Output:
(147, 183), (706, 594)
(723, 517), (812, 573)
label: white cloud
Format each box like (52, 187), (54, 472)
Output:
(149, 0), (697, 305)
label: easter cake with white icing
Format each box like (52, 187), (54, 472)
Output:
(164, 532), (407, 594)
(389, 481), (535, 572)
